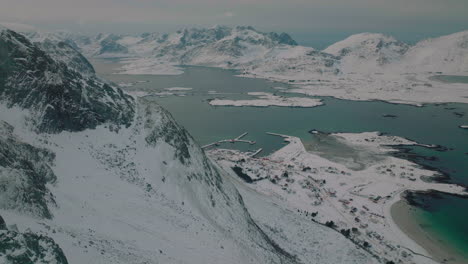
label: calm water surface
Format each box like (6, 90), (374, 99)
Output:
(430, 75), (468, 84)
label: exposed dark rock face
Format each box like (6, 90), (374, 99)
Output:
(268, 32), (298, 46)
(0, 215), (6, 230)
(231, 166), (254, 183)
(0, 121), (57, 219)
(0, 29), (135, 133)
(98, 34), (129, 55)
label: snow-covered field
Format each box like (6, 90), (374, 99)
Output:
(208, 132), (467, 264)
(118, 58), (184, 75)
(164, 87), (193, 91)
(209, 92), (323, 107)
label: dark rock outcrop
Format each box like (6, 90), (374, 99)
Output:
(0, 218), (68, 264)
(0, 29), (134, 133)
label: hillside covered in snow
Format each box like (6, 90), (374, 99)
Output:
(0, 27), (382, 264)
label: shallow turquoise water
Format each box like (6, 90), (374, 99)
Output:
(408, 192), (468, 260)
(430, 75), (468, 84)
(94, 61), (468, 259)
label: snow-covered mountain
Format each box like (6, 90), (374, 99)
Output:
(0, 27), (379, 263)
(28, 26), (300, 67)
(0, 29), (134, 133)
(323, 31), (468, 75)
(0, 27), (291, 263)
(149, 26), (297, 66)
(114, 26), (340, 76)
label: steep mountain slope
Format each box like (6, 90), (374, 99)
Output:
(0, 27), (383, 264)
(37, 39), (96, 76)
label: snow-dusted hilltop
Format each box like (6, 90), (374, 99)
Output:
(398, 30), (468, 74)
(0, 27), (379, 263)
(324, 33), (409, 73)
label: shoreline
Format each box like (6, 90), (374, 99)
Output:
(91, 59), (468, 263)
(390, 198), (468, 264)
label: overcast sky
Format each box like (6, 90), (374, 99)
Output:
(1, 0), (467, 47)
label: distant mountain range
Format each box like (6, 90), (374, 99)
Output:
(26, 26), (468, 77)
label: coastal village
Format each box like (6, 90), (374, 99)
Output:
(206, 132), (467, 264)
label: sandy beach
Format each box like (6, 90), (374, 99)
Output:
(391, 199), (468, 264)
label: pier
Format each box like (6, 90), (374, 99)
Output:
(250, 148), (263, 157)
(202, 132), (256, 149)
(266, 132), (289, 138)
